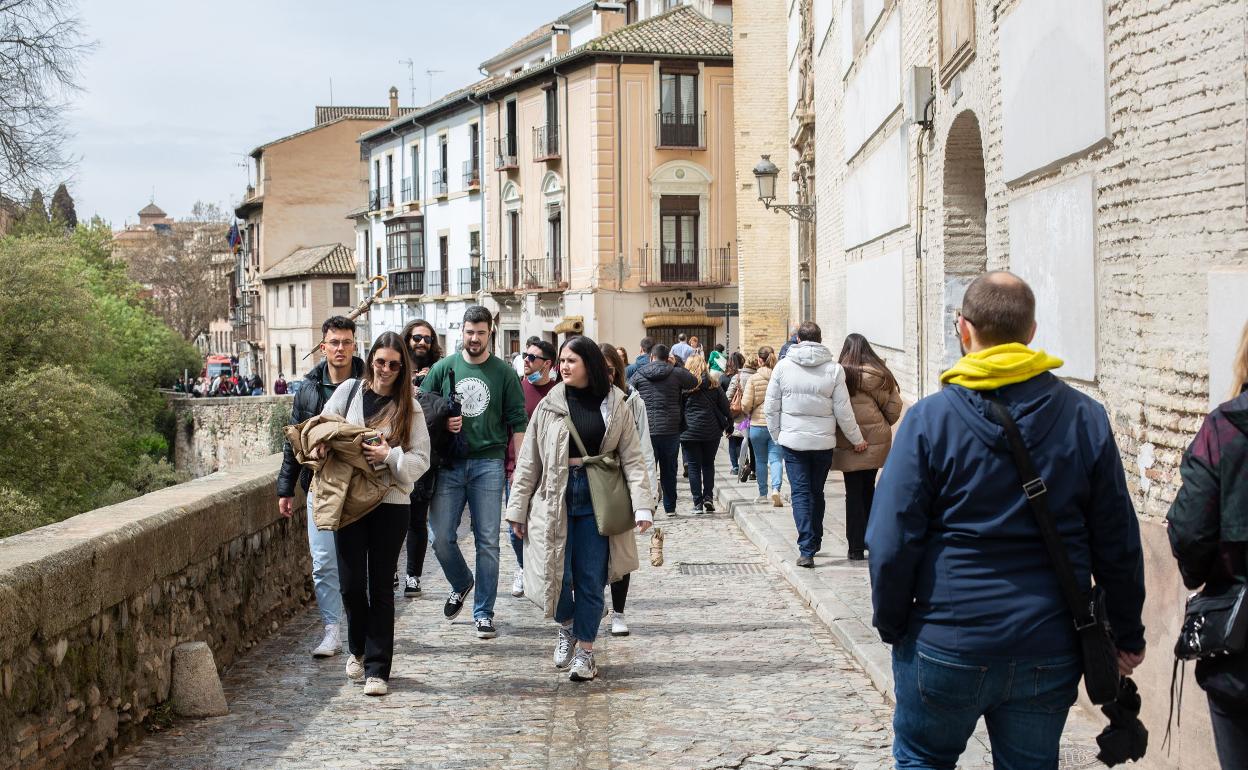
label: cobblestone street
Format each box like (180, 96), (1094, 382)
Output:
(114, 492), (897, 769)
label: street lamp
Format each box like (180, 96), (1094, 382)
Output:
(752, 154), (816, 222)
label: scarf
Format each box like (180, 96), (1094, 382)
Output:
(939, 343), (1063, 391)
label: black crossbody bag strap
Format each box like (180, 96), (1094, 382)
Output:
(981, 394), (1096, 629)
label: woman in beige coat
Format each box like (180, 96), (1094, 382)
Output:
(831, 334), (902, 561)
(741, 346), (785, 506)
(506, 336), (653, 682)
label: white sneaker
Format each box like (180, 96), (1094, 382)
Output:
(553, 625), (576, 669)
(363, 677), (388, 696)
(771, 491), (784, 507)
(345, 654), (364, 683)
(569, 648), (597, 682)
(311, 624), (341, 658)
(511, 568), (525, 597)
(611, 613), (630, 637)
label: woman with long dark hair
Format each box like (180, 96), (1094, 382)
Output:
(831, 333), (902, 561)
(680, 354), (732, 514)
(399, 320), (445, 597)
(506, 336), (654, 681)
(321, 331), (430, 695)
(601, 342), (658, 636)
(722, 352), (748, 475)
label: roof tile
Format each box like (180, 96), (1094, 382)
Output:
(260, 243), (355, 280)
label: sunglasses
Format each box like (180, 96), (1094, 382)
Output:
(408, 334), (434, 344)
(523, 353), (549, 362)
(373, 359), (403, 371)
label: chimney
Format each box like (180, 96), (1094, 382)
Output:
(593, 2), (626, 37)
(551, 24), (571, 57)
(388, 86), (399, 117)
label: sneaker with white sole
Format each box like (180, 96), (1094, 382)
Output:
(569, 648), (598, 681)
(444, 576), (475, 620)
(553, 625), (575, 669)
(511, 568), (525, 597)
(363, 677), (388, 696)
(610, 613), (630, 637)
(345, 654), (364, 683)
(403, 575), (421, 598)
(475, 617), (497, 639)
(771, 491), (783, 507)
(311, 624), (342, 658)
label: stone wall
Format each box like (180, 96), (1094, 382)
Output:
(172, 395), (293, 479)
(0, 455), (311, 769)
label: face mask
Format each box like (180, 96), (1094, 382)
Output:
(526, 371), (544, 384)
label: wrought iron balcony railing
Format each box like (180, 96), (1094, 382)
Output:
(655, 111), (706, 149)
(432, 168), (448, 197)
(389, 270), (425, 297)
(458, 267), (481, 294)
(533, 125), (559, 161)
(493, 136), (518, 171)
(462, 160), (481, 190)
(634, 246), (735, 287)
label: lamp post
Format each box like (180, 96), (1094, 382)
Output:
(752, 155), (816, 222)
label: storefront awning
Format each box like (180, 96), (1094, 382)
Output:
(642, 312), (724, 328)
(554, 316), (584, 334)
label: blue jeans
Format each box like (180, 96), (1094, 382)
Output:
(650, 434), (681, 513)
(727, 435), (743, 472)
(749, 427), (784, 496)
(554, 468), (609, 643)
(891, 637), (1080, 769)
(306, 492), (343, 626)
(782, 446), (833, 557)
(429, 458), (504, 620)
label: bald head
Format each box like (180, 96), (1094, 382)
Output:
(960, 271), (1036, 347)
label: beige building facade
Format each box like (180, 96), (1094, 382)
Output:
(259, 244), (357, 380)
(478, 4), (739, 356)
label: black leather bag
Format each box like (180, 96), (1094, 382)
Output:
(985, 395), (1122, 706)
(1175, 583), (1248, 661)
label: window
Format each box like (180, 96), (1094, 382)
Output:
(659, 69), (700, 146)
(287, 284), (294, 307)
(332, 282), (350, 307)
(411, 145), (421, 198)
(301, 283), (307, 307)
(469, 124), (480, 176)
(375, 246), (382, 278)
(505, 99), (518, 156)
(386, 155), (394, 205)
(548, 206), (562, 283)
(663, 0), (681, 10)
(438, 235), (449, 295)
(386, 218), (424, 272)
(507, 210), (521, 286)
(290, 345), (296, 371)
(660, 195), (699, 282)
(625, 0), (638, 24)
(373, 159), (380, 193)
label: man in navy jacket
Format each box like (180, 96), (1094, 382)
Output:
(866, 272), (1146, 769)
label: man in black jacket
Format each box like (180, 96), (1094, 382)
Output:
(629, 343), (697, 516)
(276, 316), (364, 659)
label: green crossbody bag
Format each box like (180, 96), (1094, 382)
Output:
(563, 415), (635, 537)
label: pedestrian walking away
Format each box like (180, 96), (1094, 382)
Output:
(506, 336), (654, 681)
(625, 336), (654, 380)
(680, 354), (732, 515)
(742, 347), (781, 504)
(866, 271), (1146, 768)
(399, 319), (448, 598)
(831, 334), (902, 562)
(422, 306), (528, 639)
(764, 324), (867, 567)
(1166, 319), (1248, 769)
(602, 342), (660, 637)
(671, 333), (694, 362)
(276, 316), (364, 659)
(629, 343), (698, 516)
(722, 352), (748, 475)
(320, 332), (431, 696)
(507, 338), (558, 599)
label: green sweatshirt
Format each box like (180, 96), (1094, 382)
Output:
(421, 352), (527, 460)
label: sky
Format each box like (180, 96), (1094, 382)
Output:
(64, 0), (572, 228)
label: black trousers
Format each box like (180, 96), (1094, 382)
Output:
(611, 573), (630, 614)
(336, 502), (410, 680)
(1210, 690), (1248, 770)
(404, 495), (430, 577)
(681, 437), (721, 507)
(843, 468), (878, 553)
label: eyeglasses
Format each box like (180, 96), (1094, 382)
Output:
(373, 359), (402, 371)
(952, 310), (974, 336)
(522, 353), (549, 362)
(408, 334), (434, 344)
(323, 338), (355, 349)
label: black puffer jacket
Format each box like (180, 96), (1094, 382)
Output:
(680, 375), (732, 442)
(412, 389), (451, 501)
(628, 361), (698, 437)
(276, 356), (365, 498)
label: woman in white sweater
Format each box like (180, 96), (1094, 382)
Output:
(321, 331), (430, 696)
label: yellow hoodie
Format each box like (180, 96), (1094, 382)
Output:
(939, 343), (1064, 391)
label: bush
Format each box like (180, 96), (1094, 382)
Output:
(0, 487), (55, 538)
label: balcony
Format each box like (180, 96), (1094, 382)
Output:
(400, 177), (416, 202)
(368, 189), (382, 212)
(462, 160), (481, 191)
(484, 258), (519, 292)
(432, 168), (448, 198)
(635, 246), (735, 287)
(389, 270), (425, 297)
(533, 125), (560, 161)
(493, 137), (518, 171)
(520, 256), (565, 291)
(655, 111), (706, 149)
(425, 271), (444, 297)
(458, 266), (481, 294)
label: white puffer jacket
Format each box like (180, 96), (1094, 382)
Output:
(764, 341), (864, 451)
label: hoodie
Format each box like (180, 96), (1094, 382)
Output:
(763, 341), (864, 451)
(865, 371), (1146, 657)
(628, 361), (698, 437)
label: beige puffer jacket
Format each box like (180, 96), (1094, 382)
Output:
(831, 367), (903, 472)
(740, 366), (773, 426)
(505, 384), (652, 618)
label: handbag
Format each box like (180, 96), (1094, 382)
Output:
(984, 395), (1122, 705)
(563, 415), (635, 537)
(1175, 582), (1248, 660)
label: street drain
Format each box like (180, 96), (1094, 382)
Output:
(678, 562), (768, 576)
(1058, 743), (1099, 769)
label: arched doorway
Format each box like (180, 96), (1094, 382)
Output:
(940, 110), (987, 369)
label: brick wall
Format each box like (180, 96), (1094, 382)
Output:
(172, 395), (293, 479)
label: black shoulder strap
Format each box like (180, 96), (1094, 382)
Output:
(982, 393), (1096, 629)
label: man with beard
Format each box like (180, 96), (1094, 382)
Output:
(422, 306), (527, 639)
(402, 319), (442, 385)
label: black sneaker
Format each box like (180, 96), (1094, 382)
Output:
(703, 500), (715, 513)
(475, 617), (497, 639)
(444, 577), (475, 620)
(403, 575), (422, 597)
(848, 551), (867, 562)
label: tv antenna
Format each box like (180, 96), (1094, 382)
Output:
(399, 59), (416, 106)
(425, 69), (444, 104)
